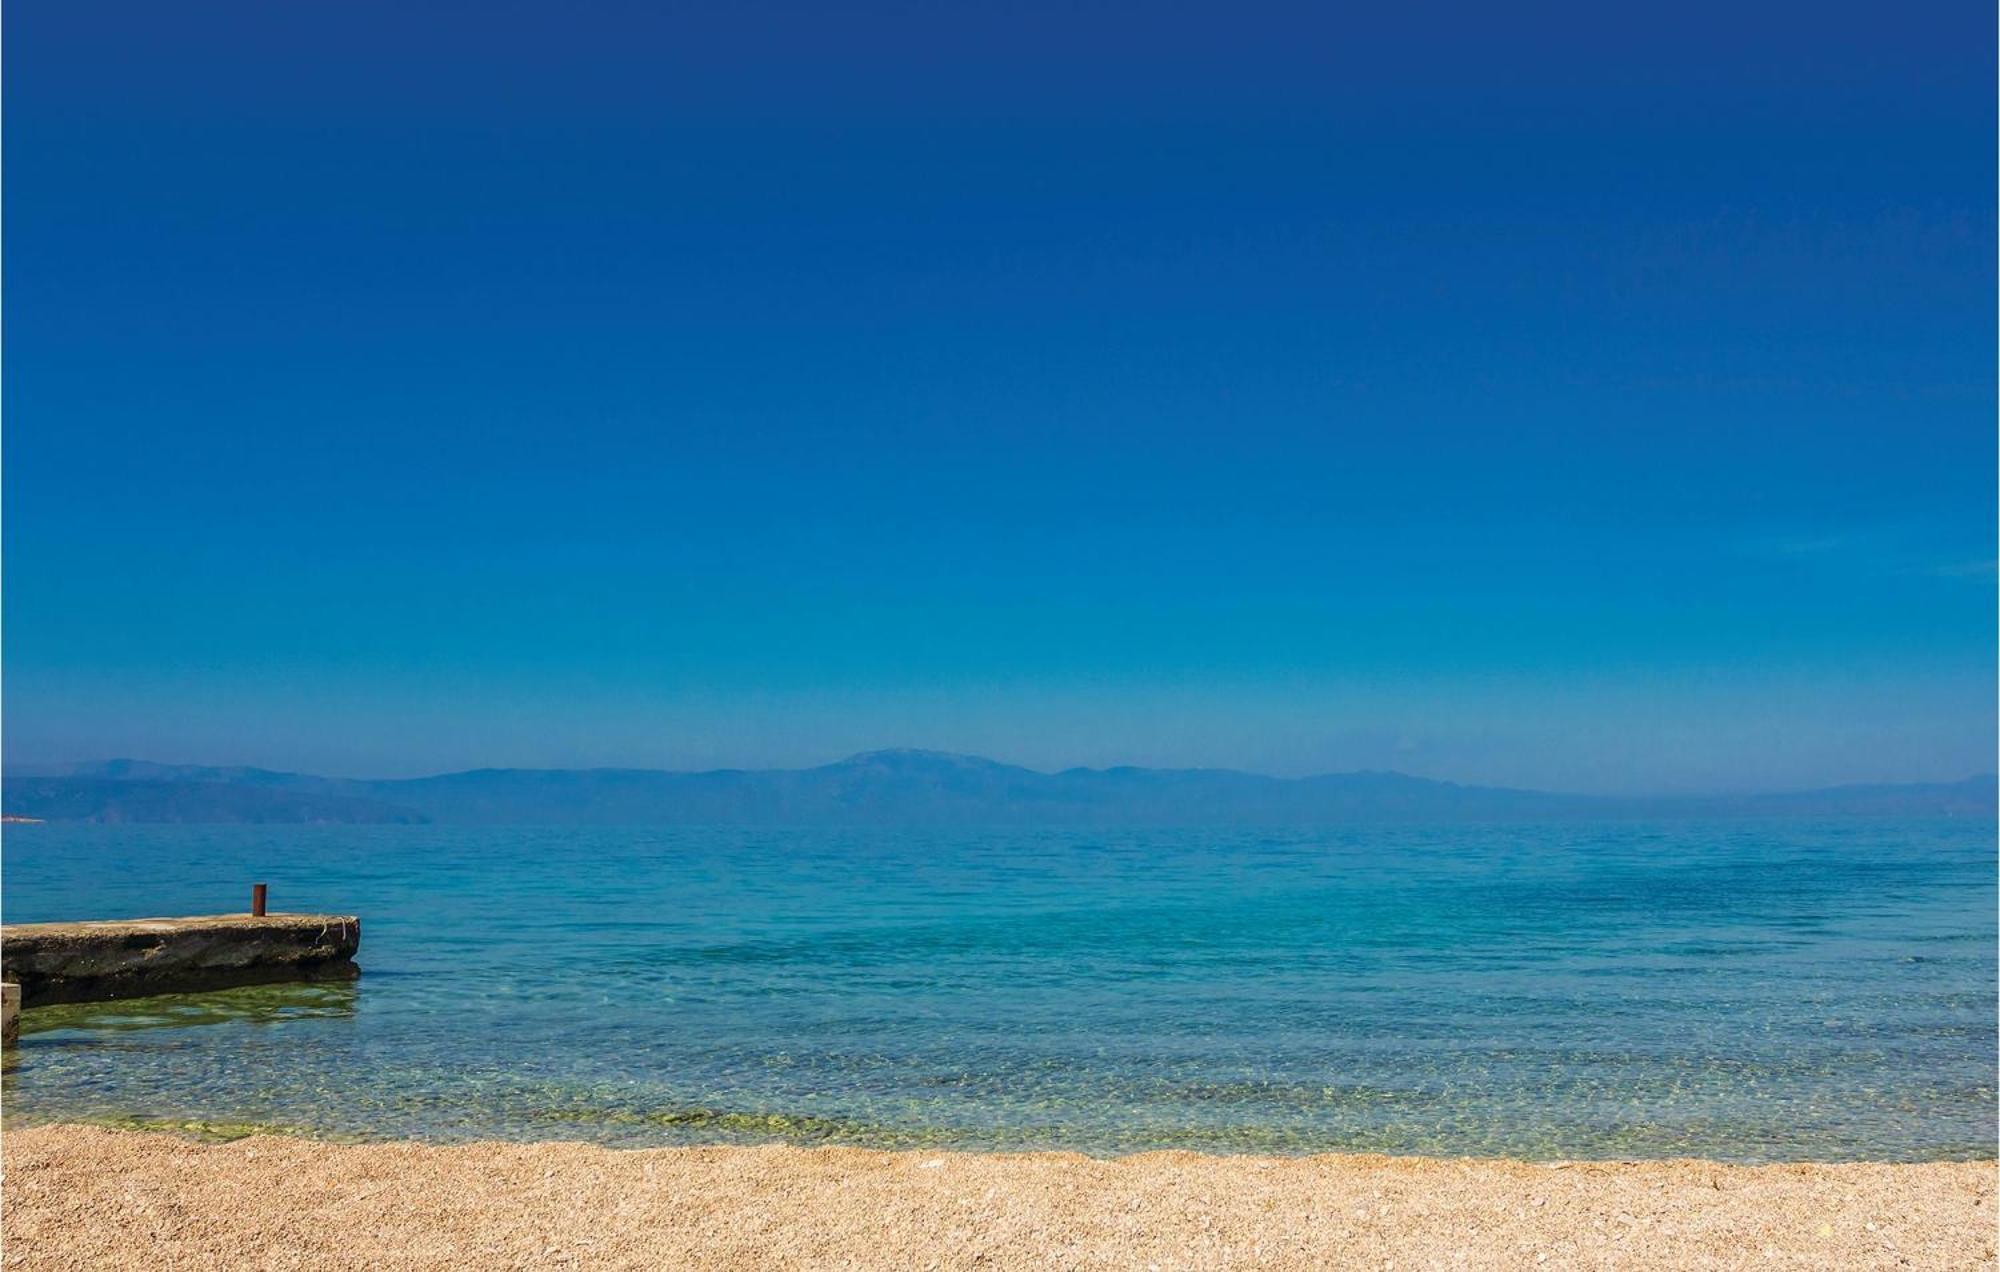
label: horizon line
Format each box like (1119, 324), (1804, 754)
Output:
(8, 748), (1995, 802)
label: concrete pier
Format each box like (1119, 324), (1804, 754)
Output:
(0, 914), (360, 1007)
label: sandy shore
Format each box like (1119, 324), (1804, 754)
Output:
(4, 1125), (1992, 1270)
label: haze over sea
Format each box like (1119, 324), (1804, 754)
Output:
(6, 815), (1991, 1161)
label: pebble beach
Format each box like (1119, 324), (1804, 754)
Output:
(5, 1125), (1992, 1270)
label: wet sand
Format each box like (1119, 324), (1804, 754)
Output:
(4, 1125), (1992, 1269)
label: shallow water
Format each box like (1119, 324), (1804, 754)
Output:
(3, 821), (1993, 1160)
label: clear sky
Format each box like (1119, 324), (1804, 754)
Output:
(5, 1), (1993, 792)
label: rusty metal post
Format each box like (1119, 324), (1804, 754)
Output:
(251, 883), (268, 917)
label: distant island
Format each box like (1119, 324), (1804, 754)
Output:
(3, 750), (1992, 826)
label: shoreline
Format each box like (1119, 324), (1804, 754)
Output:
(9, 1109), (1998, 1165)
(8, 1125), (1994, 1269)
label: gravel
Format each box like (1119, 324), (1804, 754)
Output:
(5, 1125), (1992, 1269)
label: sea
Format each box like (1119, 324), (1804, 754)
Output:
(3, 820), (1993, 1161)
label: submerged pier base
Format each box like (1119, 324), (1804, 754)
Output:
(0, 914), (360, 1007)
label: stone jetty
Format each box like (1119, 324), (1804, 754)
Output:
(1, 913), (360, 1007)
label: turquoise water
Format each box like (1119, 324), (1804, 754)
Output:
(3, 821), (1993, 1160)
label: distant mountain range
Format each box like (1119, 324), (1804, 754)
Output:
(3, 750), (1993, 825)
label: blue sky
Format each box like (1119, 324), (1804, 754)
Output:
(6, 1), (1993, 791)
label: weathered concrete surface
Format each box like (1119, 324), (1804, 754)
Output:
(1, 914), (359, 1006)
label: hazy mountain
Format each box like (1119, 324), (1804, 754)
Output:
(4, 750), (1992, 826)
(0, 777), (429, 825)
